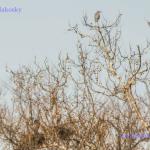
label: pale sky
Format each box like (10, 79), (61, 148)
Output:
(0, 0), (150, 83)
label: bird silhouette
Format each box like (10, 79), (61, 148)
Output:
(94, 11), (101, 23)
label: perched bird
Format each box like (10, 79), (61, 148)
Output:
(94, 11), (101, 23)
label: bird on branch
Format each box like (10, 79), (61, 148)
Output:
(94, 11), (101, 23)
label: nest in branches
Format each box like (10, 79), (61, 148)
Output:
(14, 132), (45, 150)
(57, 126), (75, 140)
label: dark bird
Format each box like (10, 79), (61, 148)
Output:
(94, 11), (101, 23)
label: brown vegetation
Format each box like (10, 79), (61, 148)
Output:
(0, 13), (150, 149)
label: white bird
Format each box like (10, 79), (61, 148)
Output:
(94, 11), (101, 23)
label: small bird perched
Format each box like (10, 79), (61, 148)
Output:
(94, 10), (101, 23)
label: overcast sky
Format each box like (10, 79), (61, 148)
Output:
(0, 0), (150, 148)
(0, 0), (150, 82)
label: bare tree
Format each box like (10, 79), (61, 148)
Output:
(0, 12), (150, 149)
